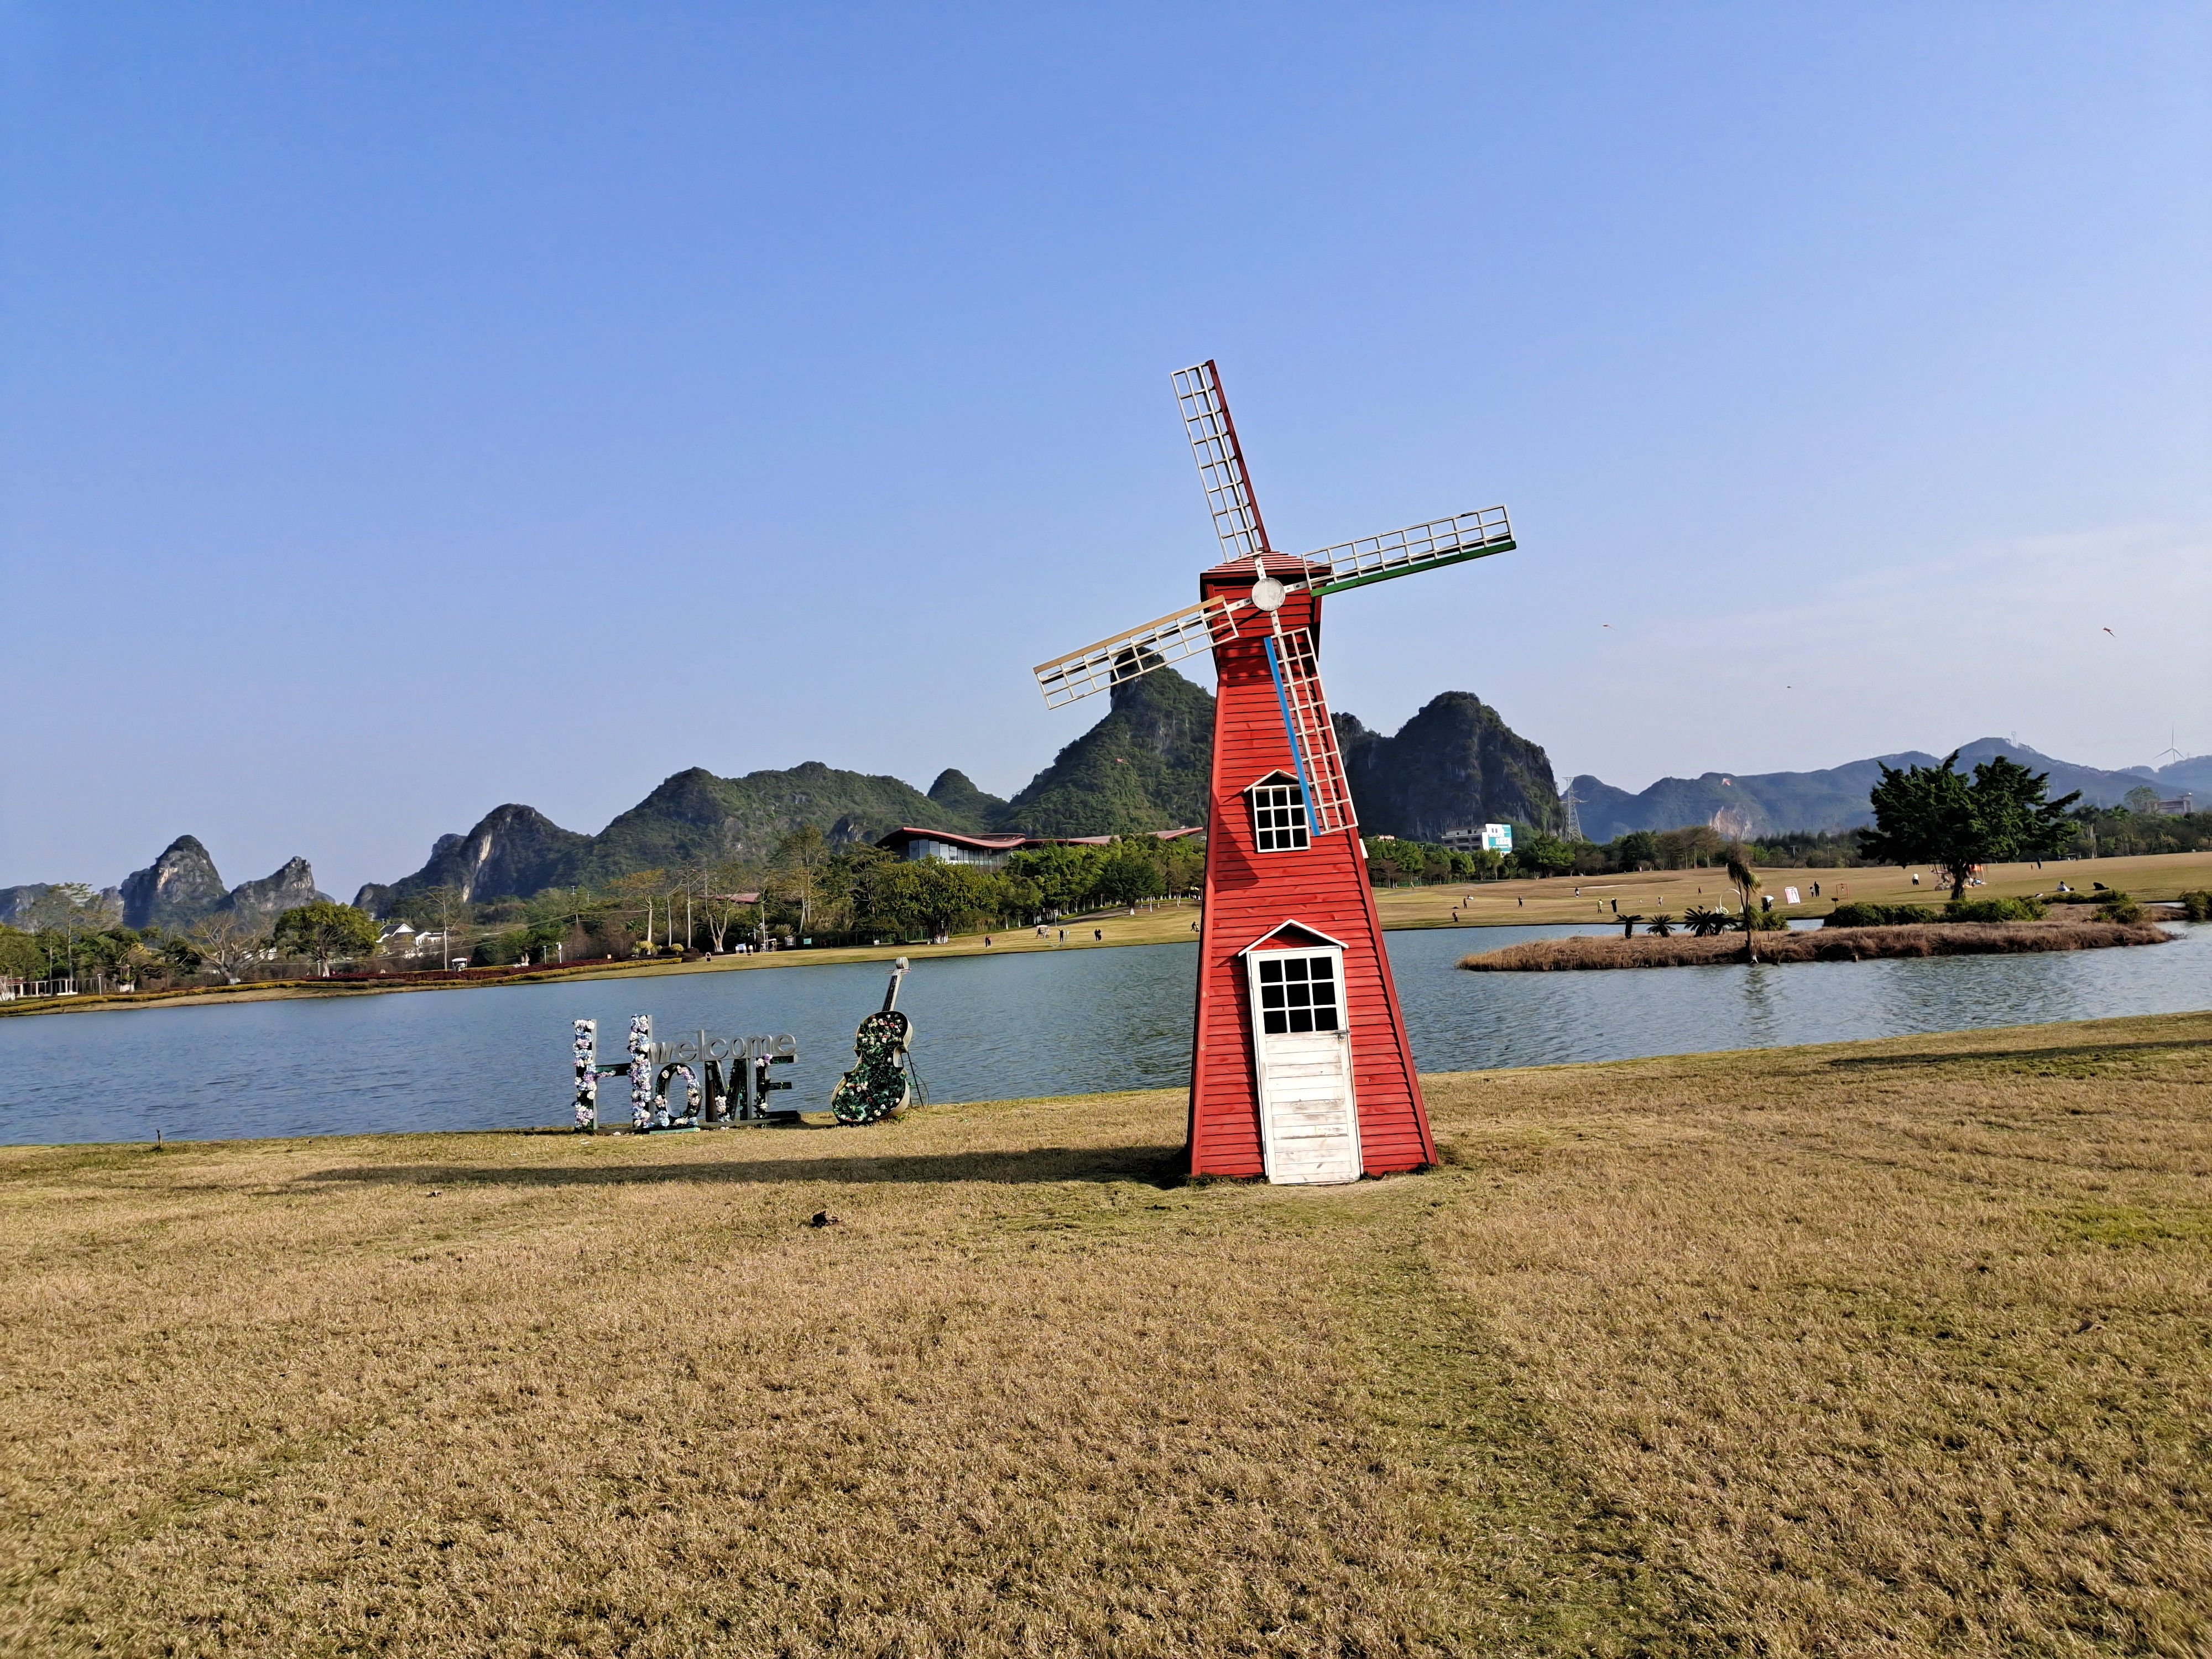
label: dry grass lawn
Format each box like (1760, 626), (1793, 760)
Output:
(4, 1012), (2209, 1656)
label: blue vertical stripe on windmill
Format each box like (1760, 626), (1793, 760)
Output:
(1262, 635), (1321, 816)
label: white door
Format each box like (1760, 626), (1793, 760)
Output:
(1245, 946), (1360, 1185)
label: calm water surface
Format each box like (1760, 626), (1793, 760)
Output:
(3, 922), (2206, 1145)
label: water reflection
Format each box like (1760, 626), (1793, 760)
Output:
(1, 922), (2204, 1146)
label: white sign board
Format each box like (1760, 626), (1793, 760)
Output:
(1783, 886), (1801, 904)
(1480, 823), (1513, 853)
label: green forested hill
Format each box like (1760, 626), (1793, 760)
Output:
(998, 669), (1217, 836)
(355, 667), (1562, 912)
(362, 763), (1002, 912)
(581, 763), (994, 880)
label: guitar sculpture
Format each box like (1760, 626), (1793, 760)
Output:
(831, 957), (915, 1125)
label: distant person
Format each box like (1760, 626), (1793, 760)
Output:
(1911, 873), (1921, 885)
(1812, 881), (1821, 898)
(1516, 896), (1524, 907)
(1093, 929), (1103, 941)
(983, 936), (992, 948)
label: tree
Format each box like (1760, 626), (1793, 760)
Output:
(693, 862), (757, 953)
(21, 884), (114, 978)
(81, 930), (161, 989)
(1724, 844), (1761, 963)
(187, 910), (269, 984)
(0, 925), (41, 980)
(1858, 752), (2081, 902)
(1518, 833), (1577, 878)
(1003, 844), (1106, 916)
(1095, 839), (1163, 907)
(270, 901), (379, 977)
(1616, 912), (1645, 939)
(1614, 831), (1660, 872)
(421, 883), (473, 966)
(2123, 785), (2161, 816)
(768, 826), (833, 938)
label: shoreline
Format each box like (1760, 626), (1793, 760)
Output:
(0, 1006), (2194, 1150)
(11, 844), (2210, 1018)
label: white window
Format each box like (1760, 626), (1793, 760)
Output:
(1253, 952), (1340, 1034)
(1250, 778), (1310, 852)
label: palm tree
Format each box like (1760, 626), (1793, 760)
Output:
(1645, 913), (1676, 937)
(1616, 912), (1644, 939)
(1725, 843), (1761, 963)
(1681, 905), (1727, 937)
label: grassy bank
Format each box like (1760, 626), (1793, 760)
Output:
(3, 1013), (2208, 1655)
(1460, 919), (2177, 971)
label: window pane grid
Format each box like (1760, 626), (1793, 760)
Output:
(1257, 954), (1340, 1034)
(1251, 782), (1311, 852)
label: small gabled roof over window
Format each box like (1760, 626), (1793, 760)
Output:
(1244, 769), (1301, 793)
(1236, 919), (1350, 956)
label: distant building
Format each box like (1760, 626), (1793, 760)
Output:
(1441, 824), (1514, 853)
(2152, 795), (2196, 816)
(874, 826), (1203, 870)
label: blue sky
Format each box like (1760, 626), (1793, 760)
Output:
(4, 2), (2207, 899)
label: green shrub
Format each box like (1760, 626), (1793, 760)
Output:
(2098, 895), (2146, 924)
(1824, 902), (1936, 928)
(1945, 897), (2049, 924)
(2178, 890), (2211, 923)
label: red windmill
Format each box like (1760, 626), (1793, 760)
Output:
(1032, 362), (1515, 1184)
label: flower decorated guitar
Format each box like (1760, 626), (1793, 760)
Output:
(831, 957), (914, 1125)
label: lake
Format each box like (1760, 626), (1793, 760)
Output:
(2, 922), (2206, 1146)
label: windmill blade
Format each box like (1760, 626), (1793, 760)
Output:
(1033, 597), (1247, 709)
(1172, 361), (1273, 564)
(1296, 507), (1514, 596)
(1261, 626), (1357, 837)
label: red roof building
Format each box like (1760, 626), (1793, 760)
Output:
(873, 826), (1202, 869)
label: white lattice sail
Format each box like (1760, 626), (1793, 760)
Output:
(1262, 626), (1357, 837)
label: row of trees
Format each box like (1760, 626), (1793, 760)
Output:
(1530, 758), (2198, 883)
(424, 829), (1212, 965)
(0, 891), (379, 990)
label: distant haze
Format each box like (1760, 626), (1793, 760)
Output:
(3, 5), (2205, 901)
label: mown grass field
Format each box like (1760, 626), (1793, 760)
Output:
(4, 1013), (2208, 1656)
(1373, 846), (2212, 935)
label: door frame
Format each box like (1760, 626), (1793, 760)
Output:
(1239, 923), (1360, 1184)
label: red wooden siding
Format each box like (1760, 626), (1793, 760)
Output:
(1185, 564), (1437, 1178)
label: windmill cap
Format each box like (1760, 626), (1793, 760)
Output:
(1201, 554), (1332, 591)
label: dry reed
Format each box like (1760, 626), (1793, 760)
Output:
(3, 1011), (2208, 1655)
(1460, 919), (2173, 971)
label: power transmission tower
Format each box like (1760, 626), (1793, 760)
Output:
(1561, 781), (1583, 842)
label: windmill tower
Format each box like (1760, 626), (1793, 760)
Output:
(1031, 362), (1515, 1183)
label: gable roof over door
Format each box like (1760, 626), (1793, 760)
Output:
(1235, 919), (1351, 956)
